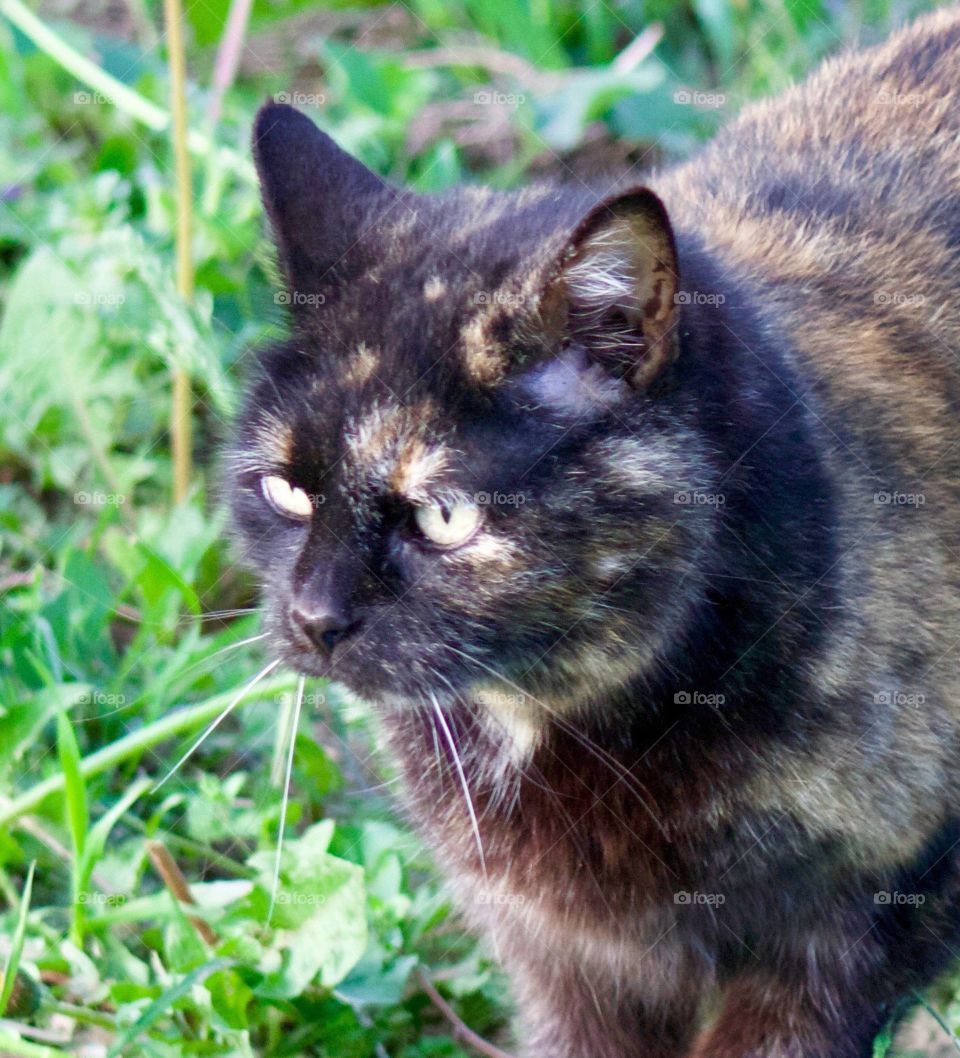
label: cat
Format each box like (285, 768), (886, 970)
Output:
(228, 8), (960, 1056)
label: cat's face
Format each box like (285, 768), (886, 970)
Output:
(228, 105), (713, 731)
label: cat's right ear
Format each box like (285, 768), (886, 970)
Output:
(253, 102), (390, 299)
(544, 189), (681, 391)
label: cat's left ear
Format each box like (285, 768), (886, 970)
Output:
(545, 189), (680, 390)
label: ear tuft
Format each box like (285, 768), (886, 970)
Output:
(553, 190), (680, 390)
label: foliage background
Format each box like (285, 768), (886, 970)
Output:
(0, 0), (954, 1054)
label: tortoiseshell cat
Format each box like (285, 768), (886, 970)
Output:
(229, 10), (960, 1056)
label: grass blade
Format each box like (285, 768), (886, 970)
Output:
(0, 860), (36, 1017)
(0, 675), (299, 830)
(56, 712), (89, 946)
(106, 957), (232, 1057)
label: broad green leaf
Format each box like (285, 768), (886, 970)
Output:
(249, 821), (367, 996)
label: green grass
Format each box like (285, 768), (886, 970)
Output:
(0, 0), (952, 1054)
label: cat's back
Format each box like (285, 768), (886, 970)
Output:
(655, 8), (960, 725)
(661, 6), (960, 276)
(657, 6), (960, 489)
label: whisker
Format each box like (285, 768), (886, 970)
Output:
(113, 606), (261, 628)
(153, 658), (282, 791)
(175, 632), (270, 687)
(443, 644), (667, 837)
(183, 608), (261, 622)
(350, 776), (403, 795)
(430, 692), (487, 878)
(428, 707), (444, 782)
(422, 666), (622, 920)
(268, 673), (305, 925)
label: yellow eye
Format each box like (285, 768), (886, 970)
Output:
(414, 502), (481, 548)
(261, 475), (314, 520)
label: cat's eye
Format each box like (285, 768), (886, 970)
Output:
(261, 475), (314, 521)
(413, 502), (481, 548)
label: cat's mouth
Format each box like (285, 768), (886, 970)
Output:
(271, 604), (468, 704)
(269, 601), (554, 723)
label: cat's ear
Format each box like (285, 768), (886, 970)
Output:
(546, 189), (680, 390)
(253, 102), (390, 296)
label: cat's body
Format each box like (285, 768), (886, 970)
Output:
(232, 9), (960, 1056)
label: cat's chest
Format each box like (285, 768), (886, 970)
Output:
(399, 742), (735, 923)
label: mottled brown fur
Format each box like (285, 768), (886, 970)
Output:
(230, 9), (960, 1057)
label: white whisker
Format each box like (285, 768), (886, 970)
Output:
(430, 692), (487, 878)
(185, 608), (261, 622)
(269, 673), (305, 925)
(159, 632), (270, 692)
(153, 658), (282, 791)
(443, 644), (667, 837)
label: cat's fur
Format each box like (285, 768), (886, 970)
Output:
(230, 9), (960, 1056)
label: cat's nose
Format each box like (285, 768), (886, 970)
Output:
(291, 602), (358, 655)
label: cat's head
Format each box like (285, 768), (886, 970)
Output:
(228, 104), (716, 742)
